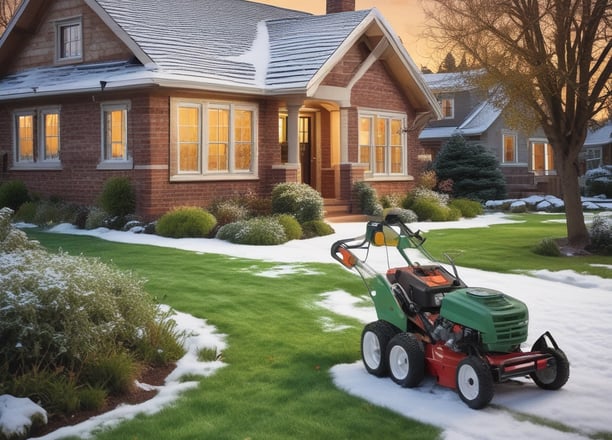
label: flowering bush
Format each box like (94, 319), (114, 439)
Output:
(271, 183), (324, 223)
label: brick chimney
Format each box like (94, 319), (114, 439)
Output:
(326, 0), (355, 14)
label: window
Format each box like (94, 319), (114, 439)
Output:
(530, 140), (555, 174)
(172, 99), (257, 179)
(438, 97), (454, 119)
(55, 18), (82, 62)
(12, 108), (61, 168)
(502, 133), (517, 163)
(99, 102), (131, 169)
(584, 147), (602, 171)
(359, 111), (407, 176)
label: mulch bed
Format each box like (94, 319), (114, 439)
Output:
(30, 363), (176, 438)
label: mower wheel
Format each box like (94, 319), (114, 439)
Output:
(530, 347), (570, 390)
(386, 332), (424, 388)
(361, 320), (397, 377)
(456, 356), (494, 409)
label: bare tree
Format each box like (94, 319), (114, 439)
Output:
(423, 0), (612, 250)
(0, 0), (20, 35)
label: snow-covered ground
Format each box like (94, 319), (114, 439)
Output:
(8, 213), (612, 439)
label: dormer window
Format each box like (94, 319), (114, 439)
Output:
(439, 97), (454, 119)
(55, 17), (82, 63)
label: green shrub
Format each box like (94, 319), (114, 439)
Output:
(85, 207), (110, 230)
(99, 176), (136, 217)
(78, 386), (108, 411)
(271, 183), (324, 223)
(13, 201), (37, 223)
(301, 220), (335, 239)
(81, 351), (139, 395)
(589, 215), (612, 255)
(8, 369), (80, 415)
(433, 135), (506, 201)
(0, 180), (30, 211)
(156, 206), (217, 238)
(276, 214), (303, 241)
(450, 198), (484, 218)
(585, 167), (612, 197)
(411, 198), (446, 221)
(532, 238), (561, 257)
(216, 217), (287, 245)
(353, 181), (381, 215)
(134, 308), (186, 366)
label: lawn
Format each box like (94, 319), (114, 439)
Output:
(24, 214), (610, 439)
(25, 230), (440, 440)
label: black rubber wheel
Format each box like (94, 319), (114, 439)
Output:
(530, 347), (570, 390)
(361, 320), (398, 377)
(456, 356), (495, 409)
(386, 332), (425, 388)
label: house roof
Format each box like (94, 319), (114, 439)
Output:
(0, 0), (439, 117)
(418, 71), (501, 141)
(584, 122), (612, 147)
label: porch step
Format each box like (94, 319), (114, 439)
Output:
(324, 199), (368, 223)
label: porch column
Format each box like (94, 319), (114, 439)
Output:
(339, 107), (349, 163)
(287, 103), (302, 166)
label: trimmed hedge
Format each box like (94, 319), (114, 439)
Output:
(156, 207), (217, 238)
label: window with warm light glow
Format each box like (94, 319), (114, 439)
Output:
(13, 108), (61, 167)
(530, 140), (555, 174)
(99, 102), (131, 169)
(173, 99), (257, 179)
(359, 111), (407, 176)
(502, 133), (517, 163)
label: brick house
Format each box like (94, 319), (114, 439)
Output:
(418, 72), (561, 197)
(0, 0), (440, 220)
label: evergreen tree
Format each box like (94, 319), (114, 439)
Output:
(433, 135), (506, 201)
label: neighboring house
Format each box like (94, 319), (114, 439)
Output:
(581, 122), (612, 172)
(418, 71), (560, 197)
(0, 0), (441, 219)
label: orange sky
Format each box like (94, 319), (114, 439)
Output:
(255, 0), (437, 70)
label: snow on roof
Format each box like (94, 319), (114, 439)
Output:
(418, 126), (459, 140)
(418, 99), (501, 140)
(584, 122), (612, 146)
(0, 0), (380, 98)
(422, 71), (476, 92)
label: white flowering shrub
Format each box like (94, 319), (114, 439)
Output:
(271, 183), (324, 223)
(216, 216), (287, 245)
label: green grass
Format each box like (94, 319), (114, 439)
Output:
(422, 214), (611, 278)
(25, 230), (440, 440)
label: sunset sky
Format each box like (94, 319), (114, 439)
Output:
(255, 0), (437, 70)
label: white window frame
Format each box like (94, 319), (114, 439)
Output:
(529, 139), (555, 175)
(502, 132), (518, 163)
(98, 101), (132, 170)
(11, 107), (62, 170)
(358, 110), (407, 177)
(438, 97), (454, 119)
(55, 17), (83, 64)
(170, 98), (258, 181)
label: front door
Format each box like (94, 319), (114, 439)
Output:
(299, 116), (314, 186)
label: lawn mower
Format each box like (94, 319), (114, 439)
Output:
(331, 211), (570, 409)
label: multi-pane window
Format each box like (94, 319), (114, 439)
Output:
(359, 112), (407, 176)
(101, 103), (129, 162)
(531, 141), (555, 174)
(56, 18), (82, 61)
(174, 100), (256, 177)
(502, 133), (517, 163)
(438, 97), (454, 119)
(13, 108), (61, 165)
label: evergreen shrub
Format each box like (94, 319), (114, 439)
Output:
(156, 206), (217, 238)
(589, 214), (611, 255)
(301, 220), (335, 239)
(585, 166), (612, 197)
(532, 238), (561, 257)
(99, 176), (136, 217)
(271, 183), (324, 223)
(353, 181), (382, 215)
(216, 217), (287, 245)
(276, 214), (303, 240)
(450, 198), (484, 218)
(433, 135), (506, 201)
(0, 180), (30, 211)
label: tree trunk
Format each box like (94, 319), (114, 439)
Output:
(557, 156), (590, 249)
